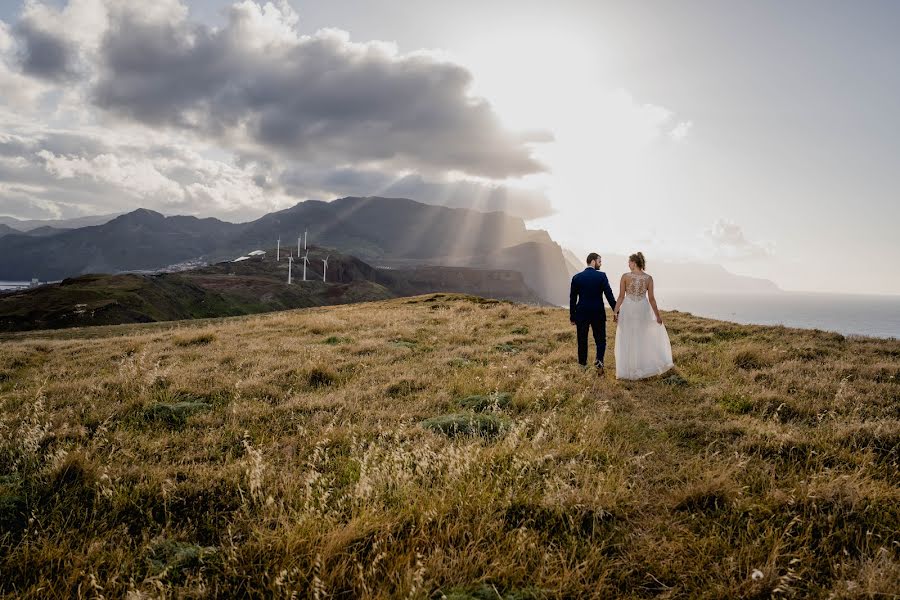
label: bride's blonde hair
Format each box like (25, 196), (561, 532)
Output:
(629, 252), (646, 270)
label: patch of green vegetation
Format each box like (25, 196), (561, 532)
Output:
(458, 392), (512, 412)
(662, 373), (690, 387)
(511, 326), (529, 335)
(443, 584), (545, 600)
(386, 379), (425, 398)
(732, 348), (774, 370)
(719, 393), (754, 414)
(146, 539), (217, 582)
(323, 335), (350, 345)
(713, 326), (752, 341)
(173, 332), (216, 347)
(390, 338), (417, 349)
(495, 342), (521, 354)
(673, 487), (730, 514)
(421, 413), (509, 439)
(306, 367), (338, 388)
(503, 500), (616, 540)
(143, 401), (210, 428)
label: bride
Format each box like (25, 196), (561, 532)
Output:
(612, 252), (674, 380)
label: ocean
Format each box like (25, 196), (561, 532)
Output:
(659, 291), (900, 339)
(0, 280), (32, 291)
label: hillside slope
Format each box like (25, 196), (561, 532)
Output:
(0, 250), (544, 332)
(0, 298), (896, 597)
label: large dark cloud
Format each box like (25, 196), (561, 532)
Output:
(13, 16), (78, 81)
(1, 1), (554, 222)
(90, 3), (549, 178)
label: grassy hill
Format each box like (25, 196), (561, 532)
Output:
(0, 296), (897, 598)
(0, 249), (543, 332)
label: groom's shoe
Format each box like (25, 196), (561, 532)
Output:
(594, 359), (605, 375)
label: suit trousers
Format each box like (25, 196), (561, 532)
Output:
(575, 316), (606, 366)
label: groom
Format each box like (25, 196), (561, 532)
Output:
(570, 252), (617, 371)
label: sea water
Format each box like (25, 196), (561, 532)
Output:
(660, 291), (900, 339)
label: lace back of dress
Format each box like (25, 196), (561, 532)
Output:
(625, 272), (650, 299)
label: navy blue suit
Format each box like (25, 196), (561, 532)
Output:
(570, 267), (617, 366)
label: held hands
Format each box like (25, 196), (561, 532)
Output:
(613, 311), (619, 323)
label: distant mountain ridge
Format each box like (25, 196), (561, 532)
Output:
(0, 212), (122, 231)
(0, 198), (780, 305)
(0, 197), (570, 305)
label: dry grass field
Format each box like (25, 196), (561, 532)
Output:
(0, 294), (897, 599)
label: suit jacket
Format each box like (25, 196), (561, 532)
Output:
(570, 267), (617, 322)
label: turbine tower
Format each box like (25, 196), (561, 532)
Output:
(297, 235), (301, 257)
(276, 237), (281, 261)
(287, 253), (293, 284)
(322, 255), (330, 283)
(304, 229), (308, 250)
(302, 250), (309, 281)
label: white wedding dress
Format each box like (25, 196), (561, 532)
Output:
(614, 272), (674, 380)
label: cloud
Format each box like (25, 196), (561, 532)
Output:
(705, 219), (774, 260)
(13, 17), (77, 81)
(0, 127), (294, 221)
(87, 1), (548, 179)
(669, 120), (692, 142)
(1, 0), (555, 222)
(0, 20), (50, 108)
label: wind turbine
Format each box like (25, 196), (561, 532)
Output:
(287, 253), (293, 284)
(276, 237), (281, 261)
(302, 250), (309, 281)
(322, 255), (330, 283)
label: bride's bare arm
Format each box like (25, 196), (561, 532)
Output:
(647, 275), (663, 324)
(614, 274), (626, 320)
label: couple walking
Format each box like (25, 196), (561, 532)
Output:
(569, 252), (674, 380)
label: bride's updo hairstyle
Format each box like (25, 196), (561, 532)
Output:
(629, 252), (646, 270)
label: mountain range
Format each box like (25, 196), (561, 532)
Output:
(0, 197), (779, 305)
(0, 197), (572, 305)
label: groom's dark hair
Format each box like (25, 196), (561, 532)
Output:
(586, 252), (600, 265)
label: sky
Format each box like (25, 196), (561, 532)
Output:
(1, 0), (898, 294)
